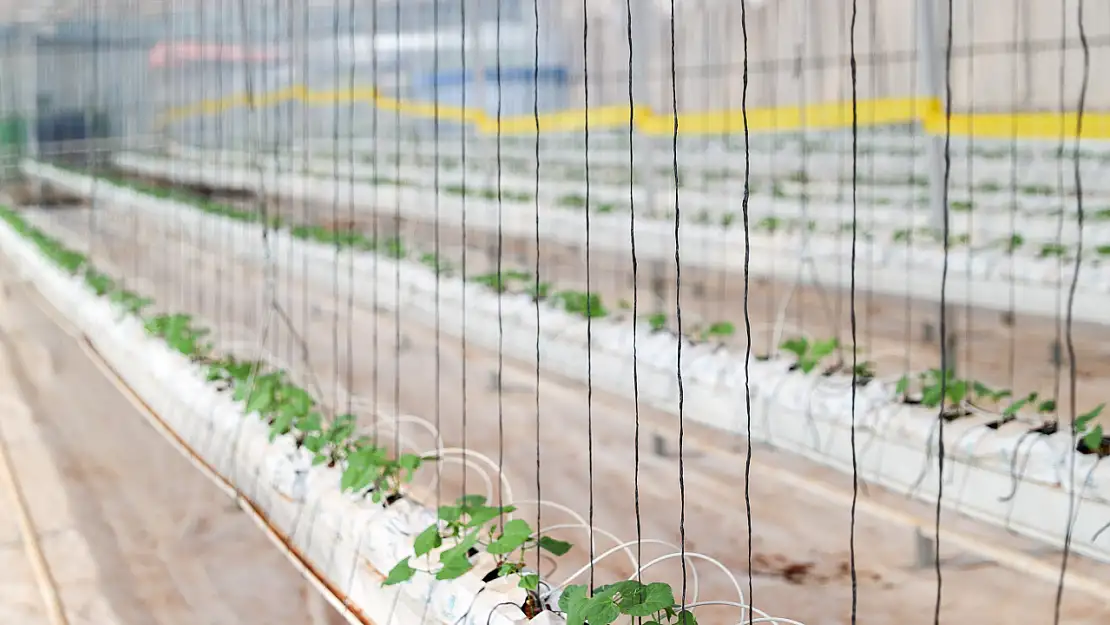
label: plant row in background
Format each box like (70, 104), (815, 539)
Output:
(776, 336), (1108, 457)
(63, 167), (1110, 457)
(0, 203), (713, 625)
(152, 153), (1110, 265)
(334, 144), (1110, 199)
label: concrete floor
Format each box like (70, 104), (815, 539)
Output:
(0, 263), (344, 624)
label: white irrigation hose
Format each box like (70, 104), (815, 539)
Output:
(0, 394), (70, 625)
(681, 600), (807, 625)
(542, 539), (701, 601)
(517, 498), (640, 570)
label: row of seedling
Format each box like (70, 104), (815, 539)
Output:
(771, 332), (1108, 456)
(0, 203), (708, 625)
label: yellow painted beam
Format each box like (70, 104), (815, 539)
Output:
(156, 84), (1110, 141)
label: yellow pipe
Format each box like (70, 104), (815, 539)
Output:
(155, 85), (1110, 141)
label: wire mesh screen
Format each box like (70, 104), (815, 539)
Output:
(2, 0), (1110, 624)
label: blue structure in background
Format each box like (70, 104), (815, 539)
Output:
(410, 65), (569, 117)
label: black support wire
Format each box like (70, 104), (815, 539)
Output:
(848, 0), (860, 621)
(582, 0), (596, 591)
(739, 0), (755, 617)
(1056, 1), (1091, 623)
(667, 0), (688, 612)
(625, 0), (643, 583)
(934, 0), (955, 622)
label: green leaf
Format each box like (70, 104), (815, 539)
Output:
(435, 551), (474, 580)
(268, 410), (295, 441)
(1003, 396), (1032, 417)
(413, 524), (443, 557)
(383, 557), (415, 586)
(559, 585), (590, 625)
(619, 581), (675, 617)
(518, 573), (539, 591)
(1084, 425), (1105, 452)
(1038, 399), (1058, 414)
(674, 609), (698, 625)
(486, 519), (534, 554)
(921, 384), (944, 407)
(1076, 403), (1106, 431)
(464, 504), (511, 528)
(538, 535), (573, 556)
(895, 375), (911, 396)
(780, 337), (808, 358)
(582, 594), (621, 625)
(809, 337), (840, 360)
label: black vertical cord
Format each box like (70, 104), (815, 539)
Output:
(582, 0), (596, 590)
(848, 0), (860, 622)
(496, 0), (507, 525)
(626, 0), (642, 579)
(668, 0), (687, 611)
(532, 0), (543, 577)
(459, 0), (469, 500)
(740, 0), (755, 616)
(1055, 1), (1090, 623)
(432, 0), (443, 512)
(934, 0), (955, 622)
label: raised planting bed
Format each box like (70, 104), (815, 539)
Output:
(107, 153), (1110, 325)
(0, 204), (802, 625)
(22, 159), (1110, 565)
(167, 143), (1110, 252)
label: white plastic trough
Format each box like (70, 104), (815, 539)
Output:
(23, 159), (1110, 565)
(164, 144), (1105, 244)
(109, 153), (1110, 326)
(291, 133), (1110, 196)
(0, 204), (553, 625)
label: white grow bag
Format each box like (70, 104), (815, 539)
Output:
(0, 206), (551, 625)
(109, 152), (1110, 324)
(18, 160), (1110, 566)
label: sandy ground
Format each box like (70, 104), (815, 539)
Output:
(16, 200), (1110, 625)
(0, 260), (344, 623)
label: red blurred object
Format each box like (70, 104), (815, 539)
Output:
(148, 40), (285, 68)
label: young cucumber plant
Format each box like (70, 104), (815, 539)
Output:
(780, 336), (840, 374)
(384, 494), (572, 593)
(3, 202), (702, 624)
(558, 582), (697, 625)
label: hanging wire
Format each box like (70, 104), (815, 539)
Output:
(667, 0), (688, 612)
(934, 0), (956, 622)
(496, 0), (508, 527)
(1055, 0), (1091, 623)
(848, 0), (860, 622)
(532, 0), (544, 581)
(739, 0), (756, 618)
(624, 0), (643, 584)
(581, 0), (596, 591)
